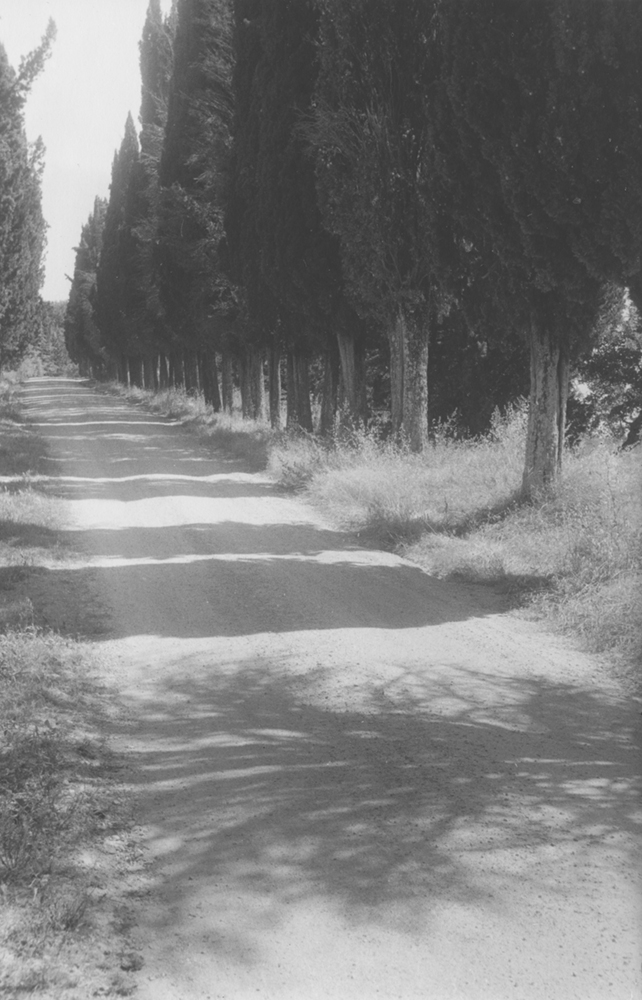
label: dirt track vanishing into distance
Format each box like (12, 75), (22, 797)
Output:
(18, 378), (642, 999)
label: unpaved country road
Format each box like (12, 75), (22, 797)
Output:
(20, 378), (642, 999)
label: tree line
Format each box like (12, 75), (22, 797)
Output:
(0, 21), (56, 370)
(63, 0), (642, 494)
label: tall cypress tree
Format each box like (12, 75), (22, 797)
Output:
(310, 0), (442, 449)
(65, 197), (108, 376)
(95, 114), (142, 380)
(126, 0), (176, 385)
(543, 2), (642, 311)
(432, 0), (616, 493)
(228, 0), (363, 425)
(0, 23), (55, 366)
(156, 0), (234, 403)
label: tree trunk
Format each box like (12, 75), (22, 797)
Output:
(249, 349), (266, 421)
(286, 352), (313, 432)
(159, 354), (169, 389)
(220, 351), (234, 412)
(387, 315), (405, 437)
(184, 351), (199, 394)
(117, 354), (128, 385)
(402, 310), (429, 451)
(170, 351), (185, 388)
(142, 355), (155, 391)
(336, 328), (358, 426)
(129, 356), (143, 388)
(320, 345), (339, 436)
(199, 351), (222, 412)
(522, 320), (569, 497)
(355, 339), (368, 426)
(239, 350), (252, 418)
(268, 347), (282, 429)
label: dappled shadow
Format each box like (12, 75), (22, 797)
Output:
(110, 656), (641, 945)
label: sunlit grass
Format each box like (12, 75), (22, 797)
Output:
(269, 405), (526, 539)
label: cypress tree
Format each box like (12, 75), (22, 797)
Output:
(0, 23), (55, 366)
(129, 0), (176, 386)
(433, 0), (616, 494)
(541, 2), (642, 313)
(65, 197), (108, 377)
(310, 0), (441, 449)
(95, 114), (142, 380)
(156, 0), (234, 406)
(227, 1), (368, 431)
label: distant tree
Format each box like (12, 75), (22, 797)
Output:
(0, 22), (55, 367)
(65, 197), (108, 376)
(31, 300), (74, 375)
(95, 114), (142, 381)
(128, 0), (176, 386)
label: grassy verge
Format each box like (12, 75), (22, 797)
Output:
(97, 381), (641, 680)
(0, 376), (143, 998)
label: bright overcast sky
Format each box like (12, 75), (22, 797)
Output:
(0, 0), (171, 302)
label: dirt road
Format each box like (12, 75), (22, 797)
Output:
(20, 378), (642, 999)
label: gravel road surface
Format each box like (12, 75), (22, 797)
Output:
(20, 378), (642, 1000)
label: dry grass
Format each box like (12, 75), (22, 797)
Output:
(269, 405), (526, 540)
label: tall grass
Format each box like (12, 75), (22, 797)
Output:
(268, 404), (527, 538)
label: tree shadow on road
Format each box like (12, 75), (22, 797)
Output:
(109, 656), (641, 956)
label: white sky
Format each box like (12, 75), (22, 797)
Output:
(0, 0), (171, 302)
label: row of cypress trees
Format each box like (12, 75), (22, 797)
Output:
(64, 0), (642, 494)
(0, 23), (56, 369)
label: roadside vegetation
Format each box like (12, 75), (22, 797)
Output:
(103, 379), (642, 686)
(0, 376), (143, 998)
